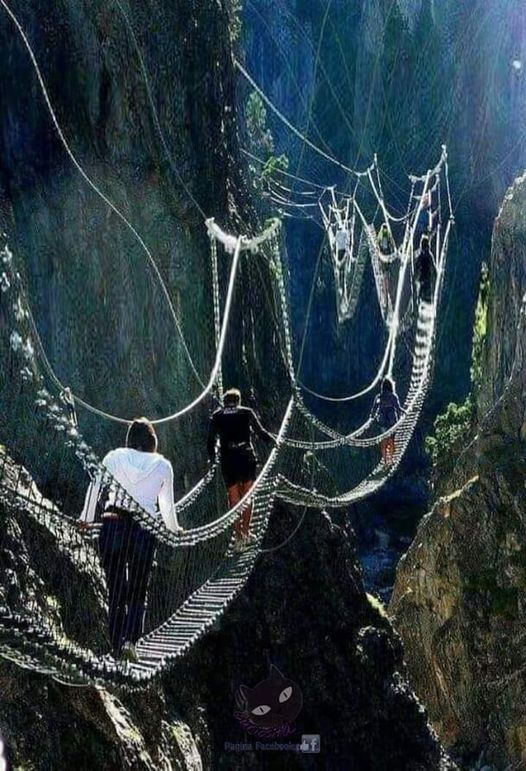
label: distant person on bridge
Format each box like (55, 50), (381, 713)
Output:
(79, 417), (182, 660)
(371, 377), (405, 465)
(415, 235), (436, 304)
(415, 192), (435, 245)
(377, 223), (394, 256)
(377, 223), (395, 314)
(335, 223), (351, 264)
(207, 388), (276, 551)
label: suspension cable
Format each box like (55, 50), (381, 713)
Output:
(0, 0), (205, 389)
(235, 60), (376, 179)
(111, 0), (207, 219)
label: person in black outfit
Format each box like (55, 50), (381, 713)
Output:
(207, 388), (275, 549)
(370, 376), (405, 465)
(415, 235), (436, 304)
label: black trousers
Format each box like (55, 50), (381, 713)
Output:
(99, 518), (155, 652)
(221, 447), (257, 488)
(418, 275), (434, 304)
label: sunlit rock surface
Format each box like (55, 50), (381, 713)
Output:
(390, 173), (526, 767)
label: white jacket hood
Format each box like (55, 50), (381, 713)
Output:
(106, 447), (168, 486)
(81, 446), (178, 531)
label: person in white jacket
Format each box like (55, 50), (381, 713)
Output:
(335, 223), (351, 264)
(79, 417), (181, 657)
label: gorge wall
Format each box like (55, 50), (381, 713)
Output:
(243, 0), (526, 416)
(0, 449), (455, 770)
(0, 1), (457, 769)
(0, 0), (248, 490)
(242, 0), (526, 598)
(390, 173), (526, 768)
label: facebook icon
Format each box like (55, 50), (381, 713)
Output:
(300, 735), (321, 754)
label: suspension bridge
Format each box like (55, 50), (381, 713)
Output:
(0, 0), (453, 689)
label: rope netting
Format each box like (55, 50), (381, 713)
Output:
(0, 223), (291, 687)
(0, 148), (451, 686)
(0, 0), (454, 689)
(0, 141), (451, 687)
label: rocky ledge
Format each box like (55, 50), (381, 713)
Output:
(390, 172), (526, 768)
(0, 450), (454, 769)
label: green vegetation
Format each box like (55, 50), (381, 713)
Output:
(244, 91), (289, 190)
(425, 398), (475, 467)
(228, 0), (243, 43)
(425, 264), (489, 469)
(245, 92), (274, 156)
(261, 153), (289, 181)
(470, 263), (489, 398)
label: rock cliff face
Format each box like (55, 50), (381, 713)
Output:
(479, 179), (526, 417)
(0, 449), (455, 770)
(390, 173), (526, 767)
(0, 2), (456, 769)
(243, 0), (526, 412)
(0, 0), (245, 478)
(243, 0), (526, 594)
(0, 449), (208, 770)
(176, 505), (457, 770)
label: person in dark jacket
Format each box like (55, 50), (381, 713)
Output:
(207, 388), (275, 550)
(415, 235), (436, 304)
(371, 377), (405, 465)
(377, 223), (394, 256)
(377, 222), (395, 314)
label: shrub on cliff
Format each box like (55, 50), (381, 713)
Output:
(426, 264), (489, 474)
(425, 396), (475, 473)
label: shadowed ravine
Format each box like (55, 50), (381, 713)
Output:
(0, 1), (524, 769)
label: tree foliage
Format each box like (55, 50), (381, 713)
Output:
(227, 0), (243, 43)
(245, 92), (274, 156)
(244, 92), (288, 191)
(426, 264), (490, 469)
(470, 262), (489, 398)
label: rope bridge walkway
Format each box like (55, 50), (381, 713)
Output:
(0, 0), (454, 689)
(0, 145), (451, 686)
